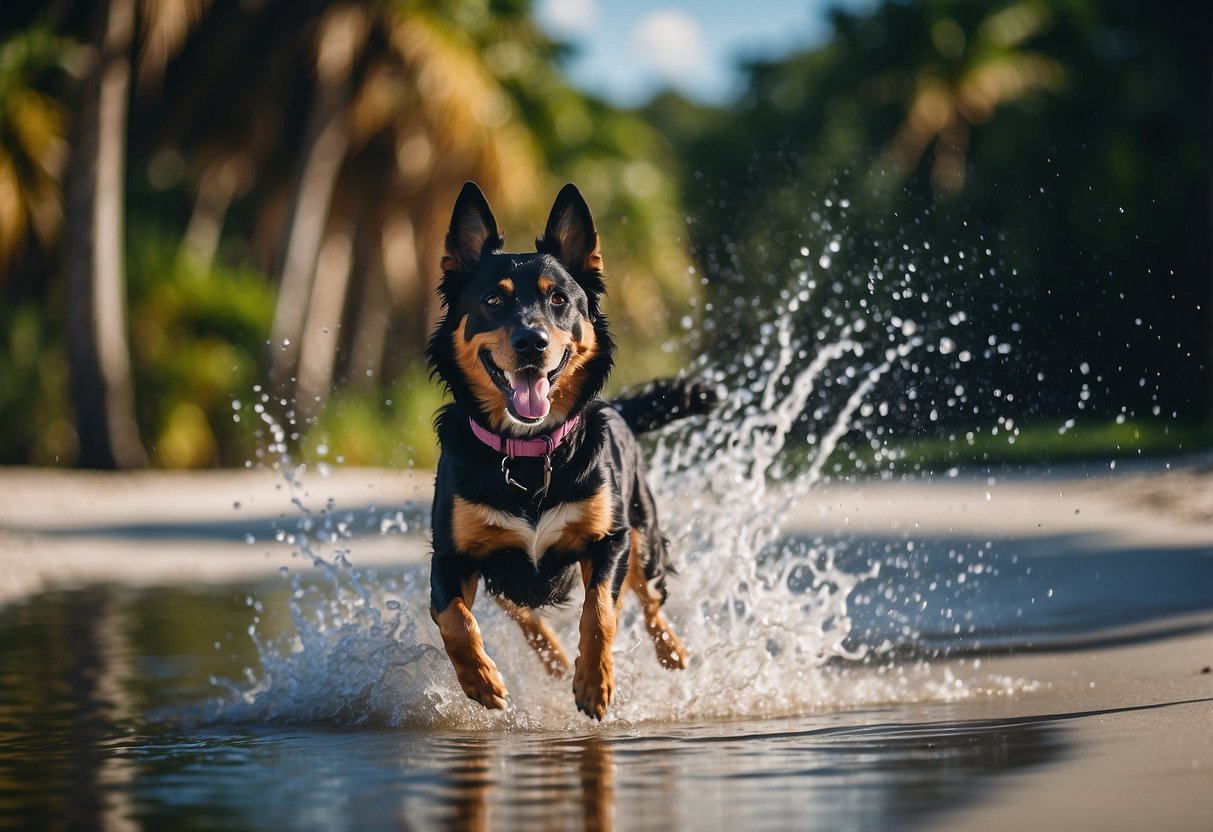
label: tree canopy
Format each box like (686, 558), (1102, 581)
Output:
(0, 0), (1208, 467)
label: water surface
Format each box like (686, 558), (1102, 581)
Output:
(2, 518), (1211, 831)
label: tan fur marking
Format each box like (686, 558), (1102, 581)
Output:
(553, 487), (613, 552)
(452, 316), (512, 430)
(436, 592), (508, 709)
(549, 319), (598, 423)
(546, 326), (575, 363)
(497, 278), (514, 295)
(496, 596), (570, 677)
(626, 532), (687, 669)
(451, 496), (530, 556)
(537, 275), (555, 294)
(573, 559), (617, 719)
(453, 493), (612, 563)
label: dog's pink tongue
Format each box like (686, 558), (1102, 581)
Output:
(511, 372), (551, 420)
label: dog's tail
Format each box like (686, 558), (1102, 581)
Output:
(610, 378), (723, 435)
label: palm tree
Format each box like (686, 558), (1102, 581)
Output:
(0, 27), (70, 273)
(62, 0), (211, 468)
(267, 3), (369, 398)
(273, 0), (547, 409)
(63, 0), (146, 468)
(881, 2), (1063, 194)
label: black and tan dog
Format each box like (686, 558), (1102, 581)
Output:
(427, 182), (715, 719)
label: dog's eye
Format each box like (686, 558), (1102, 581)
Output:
(483, 293), (501, 307)
(550, 293), (567, 306)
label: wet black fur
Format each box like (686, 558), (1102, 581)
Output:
(426, 182), (716, 617)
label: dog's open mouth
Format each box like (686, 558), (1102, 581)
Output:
(480, 348), (571, 423)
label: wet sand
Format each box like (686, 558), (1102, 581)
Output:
(0, 466), (432, 600)
(1, 462), (1211, 829)
(5, 460), (1212, 595)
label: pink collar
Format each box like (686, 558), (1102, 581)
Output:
(468, 414), (581, 459)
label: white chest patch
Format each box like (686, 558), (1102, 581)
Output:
(466, 501), (587, 568)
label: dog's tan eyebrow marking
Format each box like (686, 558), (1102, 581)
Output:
(496, 278), (514, 295)
(537, 275), (555, 294)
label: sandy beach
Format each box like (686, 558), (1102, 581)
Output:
(1, 461), (1211, 829)
(4, 460), (1213, 595)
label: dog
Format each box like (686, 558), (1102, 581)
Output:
(426, 182), (717, 718)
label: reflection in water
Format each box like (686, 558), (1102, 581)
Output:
(430, 736), (617, 831)
(0, 572), (1207, 829)
(0, 584), (1077, 830)
(0, 589), (140, 831)
(105, 714), (1063, 830)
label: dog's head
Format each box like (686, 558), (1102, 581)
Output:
(428, 182), (614, 435)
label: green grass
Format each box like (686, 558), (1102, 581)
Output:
(876, 418), (1213, 474)
(297, 366), (447, 470)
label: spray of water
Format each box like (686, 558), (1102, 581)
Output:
(210, 231), (1037, 731)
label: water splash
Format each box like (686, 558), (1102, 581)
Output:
(210, 234), (1037, 730)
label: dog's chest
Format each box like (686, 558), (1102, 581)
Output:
(451, 489), (612, 565)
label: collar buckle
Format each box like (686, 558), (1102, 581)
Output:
(473, 415), (576, 502)
(501, 457), (526, 492)
(500, 448), (553, 501)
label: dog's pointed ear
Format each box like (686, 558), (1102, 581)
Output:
(441, 182), (504, 274)
(536, 184), (603, 286)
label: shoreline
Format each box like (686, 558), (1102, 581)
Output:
(3, 461), (1213, 599)
(1, 463), (1210, 828)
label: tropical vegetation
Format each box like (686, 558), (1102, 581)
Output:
(0, 0), (1208, 470)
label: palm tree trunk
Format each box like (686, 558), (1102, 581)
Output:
(180, 155), (245, 269)
(348, 228), (392, 389)
(64, 0), (146, 469)
(295, 221), (354, 415)
(267, 78), (352, 397)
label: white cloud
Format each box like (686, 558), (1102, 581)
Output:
(630, 8), (708, 86)
(536, 0), (598, 38)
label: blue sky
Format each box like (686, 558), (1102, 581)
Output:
(534, 0), (875, 106)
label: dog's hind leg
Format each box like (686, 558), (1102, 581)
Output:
(495, 596), (570, 677)
(626, 531), (688, 670)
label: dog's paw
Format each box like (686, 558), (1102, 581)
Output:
(572, 657), (614, 720)
(651, 627), (688, 670)
(455, 657), (509, 710)
(538, 644), (571, 678)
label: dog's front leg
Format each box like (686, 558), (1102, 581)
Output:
(573, 531), (628, 719)
(431, 555), (508, 710)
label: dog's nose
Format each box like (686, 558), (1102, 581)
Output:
(512, 327), (549, 358)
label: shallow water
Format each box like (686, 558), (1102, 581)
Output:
(2, 513), (1212, 830)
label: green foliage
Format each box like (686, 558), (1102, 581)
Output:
(299, 365), (446, 470)
(651, 0), (1211, 434)
(125, 230), (274, 468)
(884, 418), (1212, 474)
(0, 302), (73, 464)
(0, 25), (74, 269)
(1, 0), (1209, 471)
